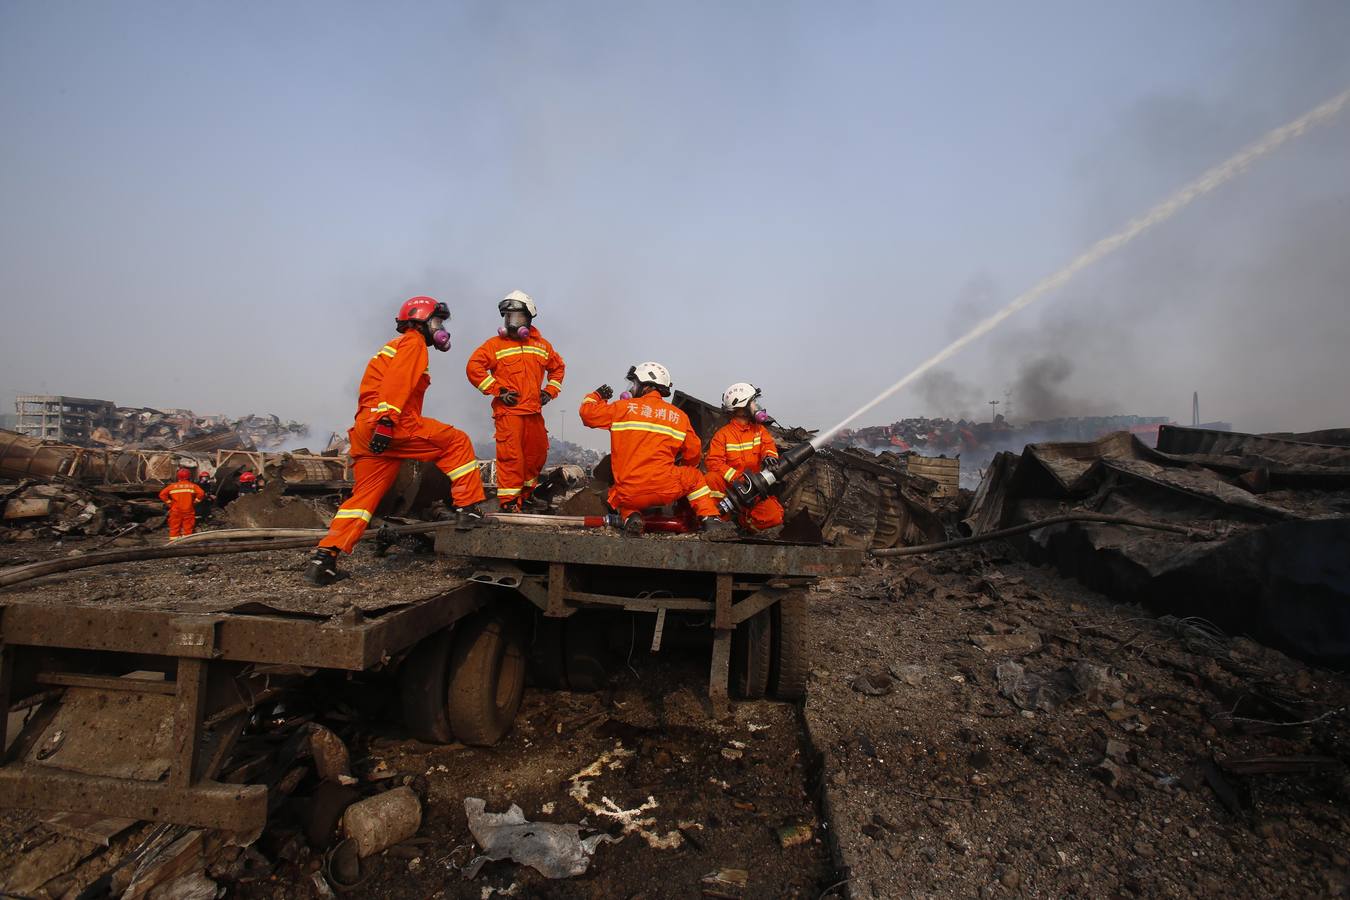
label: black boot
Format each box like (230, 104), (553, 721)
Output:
(304, 547), (342, 586)
(454, 503), (486, 530)
(700, 516), (739, 542)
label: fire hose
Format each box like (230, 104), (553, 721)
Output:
(870, 512), (1218, 558)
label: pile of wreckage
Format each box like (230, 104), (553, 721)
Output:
(832, 414), (1174, 488)
(964, 425), (1350, 667)
(91, 409), (310, 451)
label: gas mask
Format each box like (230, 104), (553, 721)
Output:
(426, 316), (452, 352)
(750, 398), (772, 424)
(620, 367), (640, 400)
(498, 311), (531, 339)
(497, 301), (532, 340)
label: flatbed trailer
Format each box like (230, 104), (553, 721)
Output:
(0, 527), (861, 833)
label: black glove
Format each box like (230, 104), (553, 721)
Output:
(595, 384), (613, 400)
(762, 455), (780, 470)
(369, 417), (395, 454)
(540, 392), (552, 406)
(498, 388), (520, 407)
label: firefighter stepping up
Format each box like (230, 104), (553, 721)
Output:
(159, 467), (206, 541)
(306, 296), (487, 586)
(706, 382), (785, 533)
(579, 361), (737, 540)
(466, 290), (566, 511)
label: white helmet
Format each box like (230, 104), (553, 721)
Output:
(628, 361), (673, 396)
(498, 290), (538, 318)
(721, 382), (760, 411)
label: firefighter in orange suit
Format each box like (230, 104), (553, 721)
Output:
(306, 296), (487, 586)
(159, 467), (206, 540)
(579, 362), (736, 538)
(705, 382), (785, 532)
(466, 291), (565, 510)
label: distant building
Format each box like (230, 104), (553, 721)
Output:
(14, 395), (115, 444)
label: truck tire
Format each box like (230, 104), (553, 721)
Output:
(732, 607), (772, 699)
(769, 591), (809, 701)
(446, 611), (527, 746)
(399, 630), (455, 743)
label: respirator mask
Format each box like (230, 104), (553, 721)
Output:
(426, 315), (452, 352)
(497, 301), (532, 339)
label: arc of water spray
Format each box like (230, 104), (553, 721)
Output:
(812, 85), (1350, 449)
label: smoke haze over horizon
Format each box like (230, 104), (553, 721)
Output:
(2, 2), (1348, 451)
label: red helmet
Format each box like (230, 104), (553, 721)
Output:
(396, 296), (450, 330)
(177, 468), (191, 481)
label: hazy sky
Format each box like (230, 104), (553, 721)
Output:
(2, 1), (1348, 450)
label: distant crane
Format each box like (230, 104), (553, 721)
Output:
(988, 399), (1000, 422)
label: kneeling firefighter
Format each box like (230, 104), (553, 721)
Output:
(705, 383), (785, 532)
(578, 362), (736, 538)
(465, 290), (566, 510)
(306, 296), (487, 586)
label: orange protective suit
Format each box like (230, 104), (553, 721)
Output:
(578, 389), (718, 519)
(159, 479), (206, 539)
(705, 419), (784, 531)
(466, 329), (565, 509)
(317, 329), (486, 555)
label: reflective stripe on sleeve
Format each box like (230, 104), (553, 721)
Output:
(709, 491), (726, 499)
(686, 486), (711, 501)
(334, 508), (372, 522)
(581, 396), (597, 405)
(446, 460), (480, 481)
(372, 344), (397, 360)
(723, 467), (737, 482)
(547, 380), (563, 391)
(477, 374), (497, 392)
(374, 402), (402, 414)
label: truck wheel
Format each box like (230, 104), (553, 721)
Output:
(446, 611), (527, 746)
(399, 630), (455, 743)
(732, 607), (772, 699)
(769, 591), (809, 701)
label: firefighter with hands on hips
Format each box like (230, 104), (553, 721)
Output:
(465, 291), (565, 510)
(306, 296), (487, 586)
(705, 382), (785, 533)
(579, 362), (736, 539)
(159, 467), (206, 541)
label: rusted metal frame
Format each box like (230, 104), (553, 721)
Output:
(435, 527), (864, 577)
(544, 562), (574, 618)
(712, 574), (734, 631)
(563, 591), (712, 613)
(355, 583), (489, 668)
(729, 587), (785, 625)
(0, 587), (481, 671)
(708, 630), (732, 719)
(170, 657), (209, 790)
(35, 672), (176, 695)
(0, 765), (267, 833)
(708, 573), (734, 717)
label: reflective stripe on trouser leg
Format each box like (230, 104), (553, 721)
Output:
(317, 455), (402, 554)
(702, 470), (732, 520)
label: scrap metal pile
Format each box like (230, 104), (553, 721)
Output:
(964, 425), (1350, 666)
(831, 414), (1174, 488)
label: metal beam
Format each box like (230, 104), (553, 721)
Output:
(0, 765), (267, 832)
